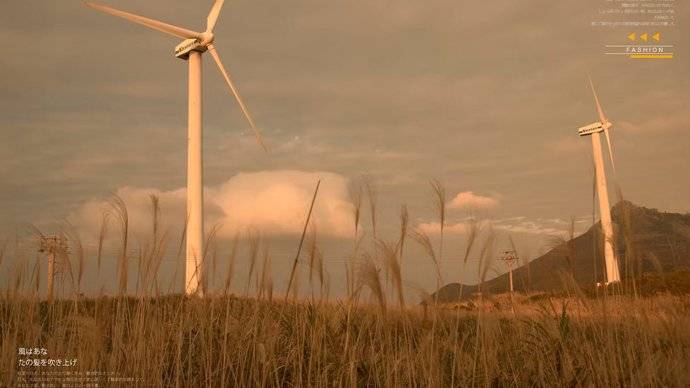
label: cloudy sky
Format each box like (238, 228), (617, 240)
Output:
(1, 1), (688, 296)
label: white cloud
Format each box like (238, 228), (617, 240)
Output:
(416, 220), (476, 235)
(416, 216), (579, 237)
(492, 216), (591, 236)
(71, 170), (354, 240)
(72, 186), (187, 242)
(447, 191), (500, 210)
(494, 223), (563, 236)
(209, 170), (353, 238)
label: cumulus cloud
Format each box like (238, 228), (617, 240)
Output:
(71, 170), (354, 239)
(447, 191), (500, 210)
(208, 170), (353, 238)
(72, 186), (187, 241)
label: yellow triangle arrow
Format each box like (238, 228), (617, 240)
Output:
(652, 32), (661, 42)
(627, 32), (636, 42)
(640, 33), (648, 42)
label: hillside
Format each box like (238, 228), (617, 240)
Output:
(433, 201), (690, 302)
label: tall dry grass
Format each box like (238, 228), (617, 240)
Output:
(364, 177), (378, 242)
(429, 178), (446, 264)
(2, 293), (688, 387)
(2, 188), (689, 387)
(107, 195), (129, 296)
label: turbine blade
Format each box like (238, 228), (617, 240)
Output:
(587, 74), (608, 125)
(206, 0), (225, 32)
(85, 2), (201, 40)
(603, 128), (617, 174)
(207, 45), (267, 152)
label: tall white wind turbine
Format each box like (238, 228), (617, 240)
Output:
(85, 0), (267, 295)
(577, 77), (621, 284)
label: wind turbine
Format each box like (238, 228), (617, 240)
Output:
(85, 0), (267, 295)
(577, 76), (621, 284)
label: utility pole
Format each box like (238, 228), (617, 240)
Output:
(498, 250), (519, 293)
(38, 235), (68, 301)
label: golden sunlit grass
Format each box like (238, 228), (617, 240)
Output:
(1, 293), (688, 386)
(1, 188), (689, 386)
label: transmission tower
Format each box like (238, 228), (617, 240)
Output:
(498, 250), (519, 293)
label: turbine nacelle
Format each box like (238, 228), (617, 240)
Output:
(578, 121), (604, 136)
(174, 38), (206, 59)
(577, 119), (613, 137)
(174, 33), (214, 60)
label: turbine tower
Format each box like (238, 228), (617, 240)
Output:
(577, 77), (621, 284)
(85, 0), (266, 295)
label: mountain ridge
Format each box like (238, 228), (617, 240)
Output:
(431, 201), (690, 302)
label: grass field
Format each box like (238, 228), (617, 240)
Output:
(1, 292), (689, 387)
(2, 189), (689, 386)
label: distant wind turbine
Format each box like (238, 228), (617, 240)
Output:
(577, 76), (621, 284)
(85, 0), (267, 295)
